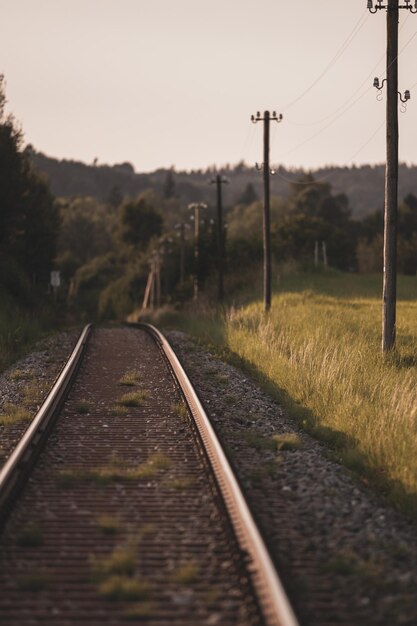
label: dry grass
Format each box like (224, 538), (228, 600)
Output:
(171, 562), (199, 584)
(118, 391), (148, 407)
(273, 433), (303, 451)
(96, 515), (122, 535)
(119, 370), (142, 387)
(175, 272), (417, 516)
(98, 576), (151, 601)
(0, 403), (32, 425)
(58, 453), (172, 486)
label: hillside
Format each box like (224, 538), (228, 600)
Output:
(30, 150), (417, 218)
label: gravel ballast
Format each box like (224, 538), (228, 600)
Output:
(2, 326), (417, 625)
(167, 330), (417, 626)
(0, 330), (80, 469)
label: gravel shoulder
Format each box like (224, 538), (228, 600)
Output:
(0, 329), (81, 469)
(166, 330), (417, 626)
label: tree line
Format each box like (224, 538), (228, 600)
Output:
(1, 75), (417, 323)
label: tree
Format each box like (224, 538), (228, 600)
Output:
(0, 76), (59, 291)
(119, 195), (163, 249)
(237, 182), (258, 205)
(163, 169), (176, 199)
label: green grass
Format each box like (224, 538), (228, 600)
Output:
(170, 270), (417, 517)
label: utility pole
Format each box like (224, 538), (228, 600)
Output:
(210, 175), (228, 302)
(188, 202), (207, 300)
(251, 110), (283, 312)
(368, 0), (414, 352)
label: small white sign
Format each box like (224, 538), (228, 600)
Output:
(50, 271), (61, 288)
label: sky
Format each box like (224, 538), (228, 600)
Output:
(1, 0), (417, 173)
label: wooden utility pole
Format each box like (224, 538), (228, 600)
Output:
(251, 110), (283, 312)
(188, 202), (207, 300)
(210, 175), (228, 302)
(368, 0), (414, 352)
(383, 0), (399, 352)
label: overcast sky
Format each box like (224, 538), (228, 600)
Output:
(1, 0), (417, 172)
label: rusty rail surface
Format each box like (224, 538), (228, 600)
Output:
(0, 324), (92, 526)
(139, 323), (300, 626)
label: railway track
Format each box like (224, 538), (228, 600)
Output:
(0, 325), (299, 626)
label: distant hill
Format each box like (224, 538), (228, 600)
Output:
(30, 150), (417, 219)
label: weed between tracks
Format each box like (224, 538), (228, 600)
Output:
(170, 401), (188, 420)
(118, 370), (142, 386)
(118, 391), (149, 407)
(171, 562), (199, 584)
(96, 515), (122, 535)
(58, 452), (172, 486)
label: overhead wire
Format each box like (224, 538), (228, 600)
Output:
(282, 10), (369, 113)
(269, 118), (385, 186)
(285, 9), (415, 129)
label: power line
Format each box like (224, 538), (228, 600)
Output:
(282, 10), (369, 112)
(270, 118), (385, 186)
(278, 88), (371, 161)
(285, 14), (415, 129)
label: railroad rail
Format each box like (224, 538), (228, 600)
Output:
(0, 324), (299, 626)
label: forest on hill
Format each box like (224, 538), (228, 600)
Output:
(31, 149), (417, 219)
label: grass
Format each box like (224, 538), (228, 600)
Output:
(171, 562), (199, 584)
(58, 453), (172, 486)
(91, 543), (152, 604)
(170, 402), (188, 420)
(96, 515), (122, 535)
(0, 402), (32, 425)
(91, 547), (136, 579)
(164, 476), (195, 490)
(273, 433), (303, 451)
(118, 391), (148, 407)
(322, 549), (381, 580)
(119, 370), (142, 386)
(98, 576), (151, 601)
(110, 404), (129, 417)
(240, 430), (276, 452)
(22, 381), (50, 408)
(9, 368), (33, 381)
(75, 399), (91, 414)
(170, 270), (417, 517)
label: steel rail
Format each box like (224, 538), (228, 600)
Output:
(139, 323), (300, 626)
(0, 324), (92, 527)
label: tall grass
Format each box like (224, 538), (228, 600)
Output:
(166, 271), (417, 516)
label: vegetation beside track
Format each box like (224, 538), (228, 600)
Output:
(156, 270), (417, 518)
